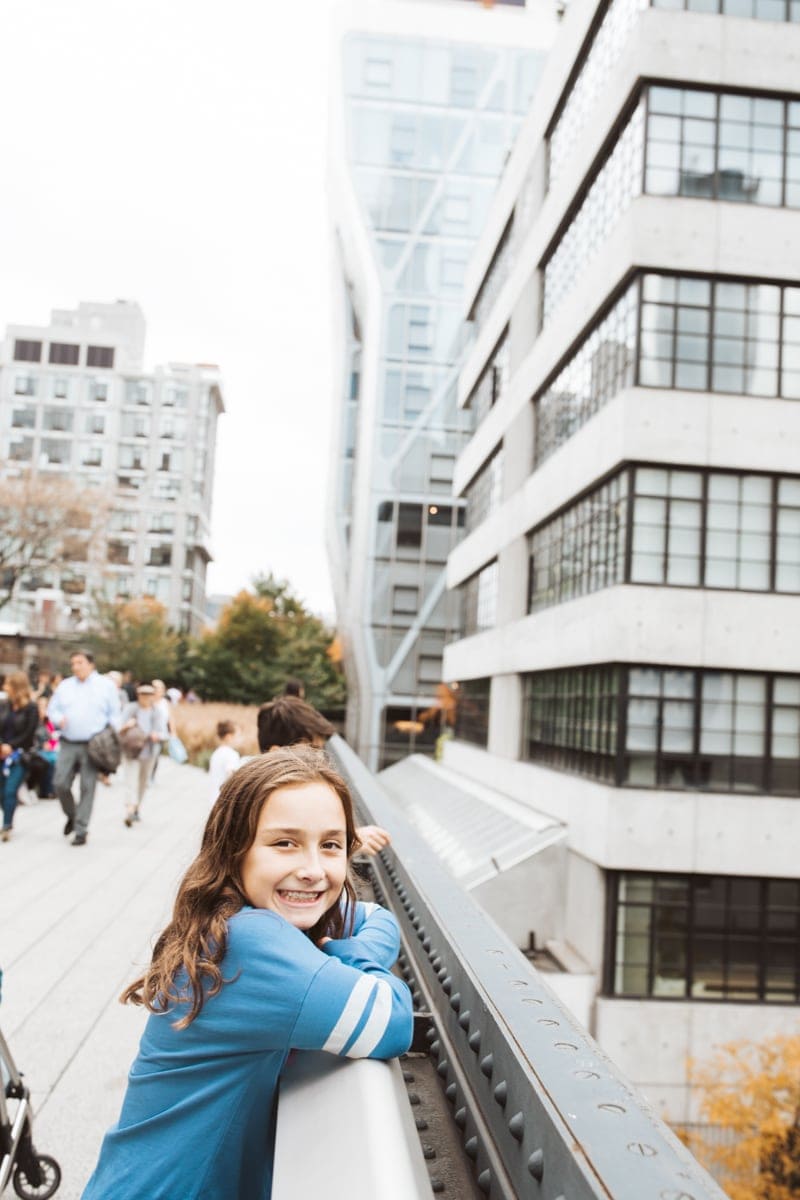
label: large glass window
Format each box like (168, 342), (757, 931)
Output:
(461, 560), (499, 635)
(454, 677), (491, 747)
(465, 329), (509, 428)
(470, 219), (514, 335)
(610, 872), (800, 1003)
(652, 0), (799, 18)
(528, 472), (628, 608)
(534, 273), (800, 465)
(523, 664), (800, 794)
(464, 446), (504, 534)
(543, 101), (645, 323)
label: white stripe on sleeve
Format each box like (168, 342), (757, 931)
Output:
(344, 978), (393, 1058)
(322, 975), (376, 1054)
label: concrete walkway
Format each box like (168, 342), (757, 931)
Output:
(0, 758), (209, 1199)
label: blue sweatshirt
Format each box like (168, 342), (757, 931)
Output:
(82, 902), (412, 1200)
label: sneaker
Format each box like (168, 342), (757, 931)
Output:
(124, 814), (133, 828)
(71, 833), (87, 846)
(1, 828), (11, 842)
(63, 817), (75, 836)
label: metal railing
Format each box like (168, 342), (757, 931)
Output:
(329, 735), (728, 1200)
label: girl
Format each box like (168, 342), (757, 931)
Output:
(208, 719), (241, 806)
(82, 747), (412, 1200)
(0, 672), (38, 842)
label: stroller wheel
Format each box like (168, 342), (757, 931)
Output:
(12, 1154), (61, 1199)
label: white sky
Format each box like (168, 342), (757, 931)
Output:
(0, 0), (344, 617)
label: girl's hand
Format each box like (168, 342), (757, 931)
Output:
(354, 824), (391, 856)
(0, 743), (10, 758)
(317, 936), (332, 948)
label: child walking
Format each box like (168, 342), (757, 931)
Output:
(82, 747), (413, 1200)
(207, 719), (241, 806)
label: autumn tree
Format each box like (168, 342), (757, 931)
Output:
(185, 574), (346, 709)
(688, 1032), (800, 1200)
(0, 473), (106, 610)
(87, 596), (179, 682)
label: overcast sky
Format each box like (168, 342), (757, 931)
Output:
(0, 0), (344, 616)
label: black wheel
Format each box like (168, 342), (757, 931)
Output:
(12, 1154), (61, 1199)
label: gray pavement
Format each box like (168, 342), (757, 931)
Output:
(0, 758), (208, 1199)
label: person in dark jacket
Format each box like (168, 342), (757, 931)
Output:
(1, 671), (38, 841)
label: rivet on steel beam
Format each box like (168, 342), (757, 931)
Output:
(468, 1030), (481, 1053)
(423, 1146), (437, 1161)
(431, 956), (442, 970)
(437, 1060), (449, 1078)
(464, 1136), (478, 1160)
(431, 1181), (445, 1194)
(449, 992), (461, 1012)
(508, 1112), (524, 1142)
(493, 1081), (507, 1107)
(408, 1093), (421, 1106)
(403, 1070), (415, 1083)
(527, 1150), (544, 1182)
(422, 936), (432, 950)
(430, 1040), (440, 1056)
(415, 1118), (429, 1131)
(442, 978), (452, 995)
(478, 1169), (491, 1194)
(480, 1054), (494, 1079)
(437, 967), (448, 982)
(458, 1011), (470, 1030)
(445, 1082), (457, 1102)
(454, 1107), (467, 1129)
(425, 1027), (438, 1044)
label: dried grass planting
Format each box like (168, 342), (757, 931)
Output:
(173, 703), (260, 766)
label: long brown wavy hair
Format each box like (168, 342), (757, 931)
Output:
(121, 746), (360, 1028)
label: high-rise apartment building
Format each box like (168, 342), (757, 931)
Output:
(0, 301), (223, 636)
(326, 0), (557, 770)
(442, 0), (800, 1123)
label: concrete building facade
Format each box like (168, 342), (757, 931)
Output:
(442, 0), (800, 1122)
(0, 300), (223, 636)
(326, 0), (557, 770)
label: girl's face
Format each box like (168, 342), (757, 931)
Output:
(240, 781), (348, 931)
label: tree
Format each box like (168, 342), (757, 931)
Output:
(689, 1032), (800, 1200)
(87, 596), (179, 682)
(0, 473), (106, 610)
(186, 575), (346, 709)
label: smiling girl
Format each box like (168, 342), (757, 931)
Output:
(82, 747), (413, 1200)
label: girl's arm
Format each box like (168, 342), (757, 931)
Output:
(323, 902), (400, 972)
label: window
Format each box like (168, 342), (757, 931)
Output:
(121, 413), (150, 439)
(109, 510), (137, 533)
(39, 438), (71, 466)
(610, 872), (800, 1003)
(87, 345), (114, 368)
(148, 545), (172, 567)
(126, 381), (150, 406)
(653, 0), (799, 22)
(430, 454), (454, 486)
(85, 413), (105, 435)
(454, 678), (491, 747)
(9, 437), (33, 462)
(81, 445), (103, 468)
(397, 503), (423, 549)
(522, 664), (800, 795)
(13, 339), (42, 362)
(418, 654), (442, 687)
(43, 407), (74, 433)
(162, 385), (188, 408)
(392, 585), (419, 615)
(11, 407), (36, 430)
(364, 57), (392, 89)
(107, 541), (132, 565)
(48, 342), (80, 366)
(461, 561), (498, 635)
(14, 375), (36, 397)
(149, 512), (175, 534)
(52, 377), (71, 400)
(90, 381), (108, 403)
(465, 330), (509, 428)
(464, 447), (504, 535)
(118, 445), (147, 471)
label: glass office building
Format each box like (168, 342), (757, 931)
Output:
(327, 1), (553, 769)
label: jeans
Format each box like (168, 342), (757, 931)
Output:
(1, 760), (27, 831)
(54, 741), (100, 838)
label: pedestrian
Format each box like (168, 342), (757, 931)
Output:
(256, 696), (391, 856)
(119, 684), (169, 828)
(120, 670), (137, 702)
(0, 672), (38, 842)
(207, 720), (241, 806)
(149, 679), (175, 784)
(48, 650), (121, 846)
(282, 677), (305, 699)
(81, 747), (412, 1200)
(26, 695), (60, 799)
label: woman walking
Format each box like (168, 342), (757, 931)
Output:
(119, 684), (168, 827)
(1, 672), (38, 841)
